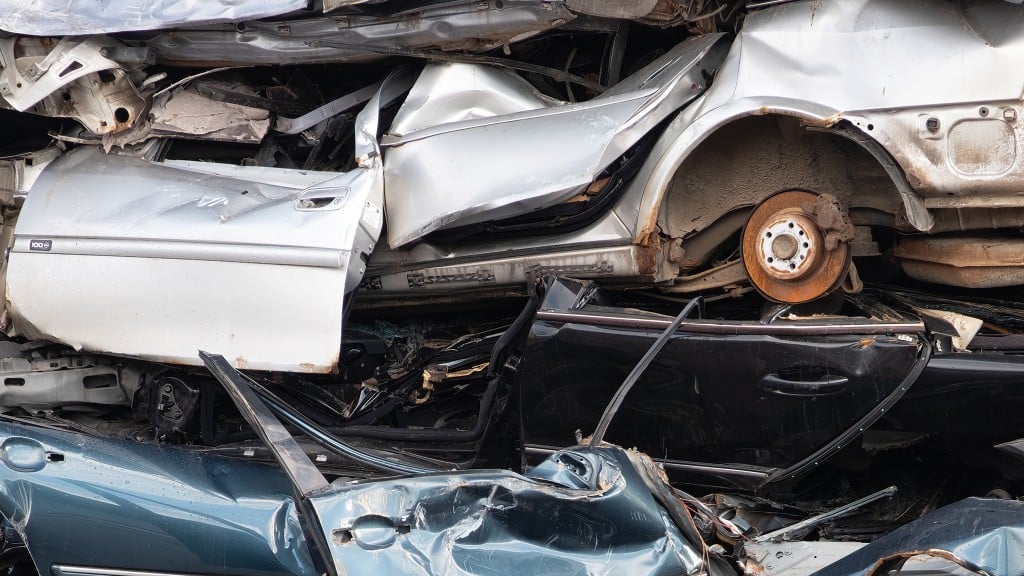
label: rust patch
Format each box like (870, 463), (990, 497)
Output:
(635, 234), (661, 276)
(741, 190), (851, 303)
(902, 163), (929, 190)
(641, 200), (664, 244)
(801, 193), (855, 251)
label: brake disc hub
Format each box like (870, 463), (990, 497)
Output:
(758, 213), (821, 279)
(742, 190), (851, 303)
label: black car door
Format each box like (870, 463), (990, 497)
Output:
(517, 278), (925, 489)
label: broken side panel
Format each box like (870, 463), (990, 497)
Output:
(4, 146), (382, 373)
(380, 33), (728, 248)
(309, 446), (707, 576)
(0, 37), (147, 135)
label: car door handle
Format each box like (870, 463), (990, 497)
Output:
(0, 437), (52, 472)
(760, 373), (848, 396)
(295, 185), (351, 211)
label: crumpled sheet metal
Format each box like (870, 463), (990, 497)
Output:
(0, 37), (123, 112)
(310, 446), (705, 576)
(0, 419), (315, 576)
(151, 89), (270, 140)
(103, 87), (271, 148)
(134, 1), (575, 67)
(382, 33), (727, 248)
(811, 497), (1024, 576)
(0, 0), (308, 35)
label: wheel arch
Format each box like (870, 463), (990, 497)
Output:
(629, 97), (930, 247)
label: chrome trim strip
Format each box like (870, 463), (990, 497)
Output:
(12, 237), (346, 269)
(534, 310), (925, 336)
(52, 566), (212, 576)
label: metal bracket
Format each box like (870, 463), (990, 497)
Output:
(0, 37), (123, 111)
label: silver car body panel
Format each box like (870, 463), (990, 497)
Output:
(7, 147), (372, 373)
(362, 209), (637, 300)
(364, 243), (645, 298)
(380, 33), (728, 248)
(0, 342), (141, 413)
(0, 37), (125, 112)
(633, 0), (1024, 241)
(0, 0), (307, 35)
(0, 37), (150, 135)
(134, 1), (575, 67)
(385, 64), (560, 137)
(3, 74), (412, 373)
(102, 86), (273, 147)
(741, 542), (866, 576)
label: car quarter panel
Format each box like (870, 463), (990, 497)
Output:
(0, 419), (316, 576)
(630, 0), (1024, 240)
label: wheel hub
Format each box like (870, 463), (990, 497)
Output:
(758, 214), (820, 279)
(741, 190), (851, 303)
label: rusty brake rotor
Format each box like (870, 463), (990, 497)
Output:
(741, 190), (852, 304)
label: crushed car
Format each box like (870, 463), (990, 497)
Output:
(0, 0), (1023, 575)
(3, 0), (1024, 372)
(0, 353), (1020, 576)
(517, 278), (1024, 493)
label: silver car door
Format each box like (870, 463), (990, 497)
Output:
(4, 71), (412, 373)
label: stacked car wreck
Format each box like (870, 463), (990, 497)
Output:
(0, 1), (1022, 575)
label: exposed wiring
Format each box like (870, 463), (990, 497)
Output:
(685, 3), (727, 21)
(746, 0), (800, 9)
(153, 66), (240, 97)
